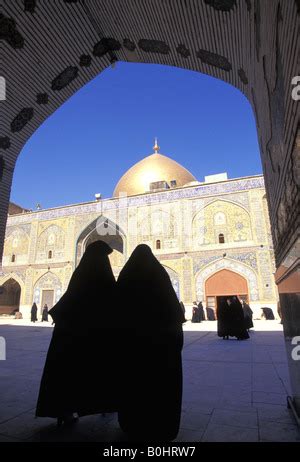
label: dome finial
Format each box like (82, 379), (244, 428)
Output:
(153, 137), (160, 153)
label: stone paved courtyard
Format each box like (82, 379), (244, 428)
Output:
(0, 319), (299, 443)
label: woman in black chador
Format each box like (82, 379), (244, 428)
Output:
(36, 240), (118, 424)
(117, 244), (185, 441)
(261, 307), (275, 320)
(198, 301), (206, 321)
(217, 297), (231, 339)
(31, 302), (38, 323)
(41, 304), (48, 322)
(242, 300), (253, 330)
(227, 296), (250, 340)
(192, 302), (201, 323)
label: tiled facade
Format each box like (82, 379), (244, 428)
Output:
(0, 175), (278, 319)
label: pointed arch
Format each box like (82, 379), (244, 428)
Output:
(3, 227), (30, 265)
(0, 272), (25, 293)
(195, 258), (259, 302)
(33, 271), (62, 307)
(192, 199), (253, 246)
(36, 224), (65, 261)
(75, 215), (126, 267)
(0, 277), (22, 314)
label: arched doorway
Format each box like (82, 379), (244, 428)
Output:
(33, 272), (62, 312)
(205, 269), (249, 318)
(0, 278), (21, 315)
(0, 0), (298, 420)
(76, 216), (126, 278)
(0, 1), (297, 275)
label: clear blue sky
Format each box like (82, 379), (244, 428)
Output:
(11, 62), (262, 210)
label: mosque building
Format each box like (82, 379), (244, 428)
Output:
(0, 140), (278, 320)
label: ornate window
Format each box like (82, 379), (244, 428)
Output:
(156, 239), (161, 250)
(11, 254), (16, 262)
(48, 250), (52, 259)
(219, 233), (225, 244)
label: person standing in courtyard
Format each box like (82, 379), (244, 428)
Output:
(241, 300), (253, 331)
(192, 302), (201, 323)
(41, 303), (49, 322)
(31, 302), (38, 323)
(228, 296), (250, 340)
(198, 301), (206, 321)
(206, 306), (216, 320)
(36, 240), (119, 425)
(217, 297), (230, 339)
(261, 307), (275, 320)
(117, 244), (185, 441)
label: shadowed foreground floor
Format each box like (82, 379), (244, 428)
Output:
(0, 319), (299, 442)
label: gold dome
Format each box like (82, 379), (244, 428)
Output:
(113, 145), (196, 197)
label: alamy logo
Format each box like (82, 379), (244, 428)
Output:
(0, 337), (6, 360)
(0, 77), (6, 101)
(291, 336), (300, 361)
(291, 76), (300, 101)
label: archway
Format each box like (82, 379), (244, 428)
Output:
(205, 269), (249, 317)
(76, 216), (126, 277)
(0, 1), (298, 275)
(0, 278), (21, 315)
(0, 0), (299, 418)
(33, 272), (62, 311)
(195, 258), (259, 303)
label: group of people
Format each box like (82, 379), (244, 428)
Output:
(191, 301), (206, 323)
(217, 297), (253, 340)
(31, 303), (49, 323)
(35, 242), (185, 441)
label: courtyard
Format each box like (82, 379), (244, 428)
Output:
(0, 319), (299, 443)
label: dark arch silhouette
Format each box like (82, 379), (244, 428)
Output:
(76, 216), (126, 266)
(0, 278), (21, 315)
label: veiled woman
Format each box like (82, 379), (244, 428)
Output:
(31, 302), (38, 323)
(217, 297), (230, 339)
(198, 301), (206, 321)
(242, 300), (254, 330)
(228, 296), (250, 340)
(191, 302), (201, 323)
(117, 244), (185, 441)
(36, 240), (118, 424)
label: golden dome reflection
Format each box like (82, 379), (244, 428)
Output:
(113, 141), (197, 197)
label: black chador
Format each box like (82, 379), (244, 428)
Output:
(116, 244), (185, 441)
(206, 307), (216, 320)
(228, 296), (250, 340)
(198, 301), (206, 321)
(217, 298), (231, 339)
(261, 307), (275, 320)
(242, 301), (253, 329)
(191, 304), (201, 323)
(35, 241), (118, 421)
(31, 302), (38, 323)
(41, 304), (48, 322)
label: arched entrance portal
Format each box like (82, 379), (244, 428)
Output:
(0, 278), (21, 315)
(1, 0), (299, 424)
(205, 269), (249, 317)
(76, 216), (126, 278)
